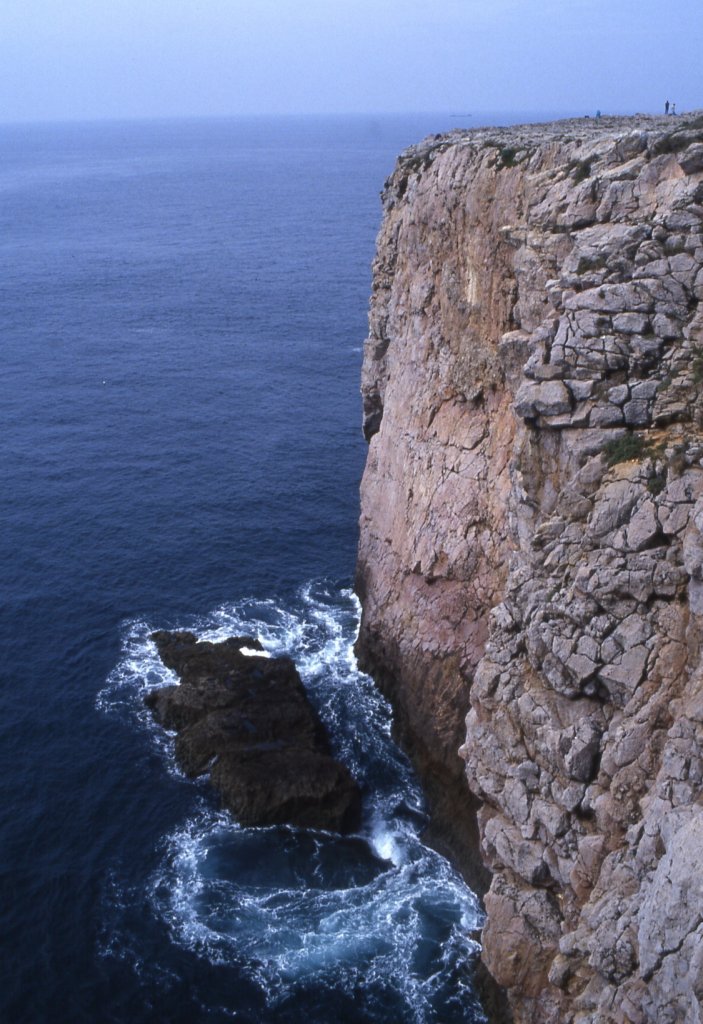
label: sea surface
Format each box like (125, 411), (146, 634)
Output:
(0, 113), (559, 1024)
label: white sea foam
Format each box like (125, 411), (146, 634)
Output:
(97, 619), (180, 712)
(96, 620), (187, 775)
(368, 824), (404, 866)
(97, 580), (486, 1022)
(149, 807), (483, 1012)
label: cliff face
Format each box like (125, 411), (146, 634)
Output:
(356, 114), (703, 1023)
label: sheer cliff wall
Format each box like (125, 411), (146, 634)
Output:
(356, 114), (703, 1023)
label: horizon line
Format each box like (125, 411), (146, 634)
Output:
(0, 107), (626, 130)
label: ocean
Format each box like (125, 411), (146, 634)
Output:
(0, 113), (554, 1024)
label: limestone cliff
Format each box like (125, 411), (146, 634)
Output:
(356, 114), (703, 1023)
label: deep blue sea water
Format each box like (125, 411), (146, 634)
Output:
(0, 113), (557, 1024)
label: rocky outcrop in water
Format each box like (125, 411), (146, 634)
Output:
(356, 113), (703, 1022)
(146, 631), (361, 832)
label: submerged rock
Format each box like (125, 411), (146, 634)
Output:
(145, 630), (361, 832)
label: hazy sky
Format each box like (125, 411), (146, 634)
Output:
(1, 0), (701, 123)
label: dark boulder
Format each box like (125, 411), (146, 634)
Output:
(145, 630), (361, 832)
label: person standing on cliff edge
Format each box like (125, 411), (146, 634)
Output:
(665, 99), (670, 114)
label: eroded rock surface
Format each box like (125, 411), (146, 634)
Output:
(356, 112), (703, 1022)
(146, 631), (361, 832)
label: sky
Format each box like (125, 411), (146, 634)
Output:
(1, 0), (701, 123)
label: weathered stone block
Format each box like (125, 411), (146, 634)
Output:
(514, 379), (571, 418)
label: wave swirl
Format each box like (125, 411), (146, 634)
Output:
(98, 581), (485, 1023)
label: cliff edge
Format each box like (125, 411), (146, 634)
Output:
(356, 113), (703, 1023)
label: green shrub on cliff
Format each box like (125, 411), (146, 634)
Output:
(602, 433), (647, 465)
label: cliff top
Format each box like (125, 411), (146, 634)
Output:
(397, 110), (703, 175)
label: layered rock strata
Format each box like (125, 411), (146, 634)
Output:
(146, 631), (361, 832)
(356, 113), (703, 1022)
